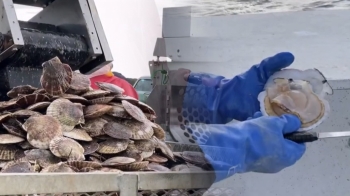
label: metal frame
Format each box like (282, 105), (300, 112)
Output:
(0, 172), (217, 196)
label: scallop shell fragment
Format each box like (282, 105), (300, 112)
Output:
(23, 115), (63, 149)
(47, 98), (85, 132)
(258, 69), (332, 131)
(49, 136), (85, 161)
(40, 56), (73, 96)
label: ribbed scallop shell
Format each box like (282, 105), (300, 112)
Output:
(152, 136), (175, 162)
(23, 115), (63, 149)
(7, 85), (37, 99)
(80, 141), (99, 155)
(66, 72), (91, 95)
(1, 161), (33, 173)
(40, 56), (73, 96)
(0, 134), (25, 144)
(26, 102), (51, 111)
(84, 104), (113, 119)
(88, 96), (114, 104)
(114, 161), (149, 171)
(96, 82), (125, 95)
(16, 94), (50, 108)
(40, 162), (77, 173)
(63, 128), (92, 141)
(81, 90), (110, 99)
(144, 154), (168, 163)
(122, 100), (148, 123)
(0, 144), (20, 160)
(97, 139), (129, 154)
(47, 98), (85, 132)
(103, 121), (132, 139)
(65, 161), (102, 170)
(82, 118), (108, 137)
(49, 136), (85, 161)
(152, 123), (166, 141)
(102, 157), (135, 166)
(24, 149), (61, 168)
(113, 118), (154, 140)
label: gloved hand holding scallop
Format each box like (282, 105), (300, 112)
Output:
(257, 68), (333, 131)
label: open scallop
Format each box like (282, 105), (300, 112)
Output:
(258, 68), (333, 131)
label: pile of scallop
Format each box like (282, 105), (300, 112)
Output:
(0, 57), (209, 173)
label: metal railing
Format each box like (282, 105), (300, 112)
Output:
(0, 171), (231, 196)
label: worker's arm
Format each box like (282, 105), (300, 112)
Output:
(201, 113), (306, 182)
(183, 52), (295, 122)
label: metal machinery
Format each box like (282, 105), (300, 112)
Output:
(148, 6), (350, 195)
(0, 0), (113, 100)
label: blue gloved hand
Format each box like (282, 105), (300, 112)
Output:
(201, 114), (306, 182)
(185, 52), (295, 123)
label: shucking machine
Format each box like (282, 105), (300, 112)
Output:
(0, 0), (113, 101)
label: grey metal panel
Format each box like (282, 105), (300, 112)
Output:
(87, 0), (113, 63)
(29, 0), (102, 57)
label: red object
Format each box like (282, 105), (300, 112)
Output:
(90, 75), (139, 100)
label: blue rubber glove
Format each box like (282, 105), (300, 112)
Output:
(184, 52), (295, 123)
(201, 114), (306, 182)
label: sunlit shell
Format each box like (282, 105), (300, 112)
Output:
(144, 154), (168, 163)
(84, 104), (113, 119)
(258, 69), (332, 131)
(0, 144), (20, 160)
(16, 94), (50, 108)
(1, 161), (33, 173)
(152, 137), (175, 162)
(49, 136), (85, 161)
(102, 157), (135, 166)
(96, 82), (125, 95)
(40, 56), (73, 96)
(80, 141), (99, 155)
(114, 161), (149, 171)
(89, 96), (115, 104)
(66, 72), (91, 95)
(2, 119), (26, 138)
(12, 110), (42, 119)
(81, 90), (110, 99)
(113, 118), (154, 140)
(122, 100), (148, 123)
(0, 134), (25, 144)
(65, 161), (102, 170)
(24, 149), (61, 168)
(40, 162), (76, 173)
(23, 115), (63, 149)
(26, 102), (51, 111)
(47, 99), (85, 132)
(63, 128), (92, 141)
(181, 151), (208, 166)
(97, 139), (129, 154)
(7, 85), (37, 98)
(82, 118), (108, 137)
(152, 123), (166, 141)
(146, 163), (170, 172)
(103, 121), (132, 139)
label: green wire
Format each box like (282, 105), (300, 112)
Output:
(152, 62), (169, 85)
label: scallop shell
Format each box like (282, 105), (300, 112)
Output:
(81, 90), (110, 99)
(102, 157), (135, 166)
(97, 139), (129, 154)
(84, 104), (113, 119)
(114, 161), (149, 171)
(49, 136), (85, 161)
(0, 100), (18, 112)
(0, 144), (20, 160)
(258, 69), (332, 131)
(1, 161), (33, 173)
(95, 82), (125, 95)
(47, 99), (85, 132)
(113, 118), (154, 140)
(57, 94), (89, 105)
(66, 72), (91, 95)
(97, 167), (122, 173)
(12, 110), (42, 119)
(89, 96), (115, 104)
(144, 154), (168, 163)
(40, 56), (73, 96)
(106, 103), (132, 119)
(136, 101), (156, 115)
(80, 141), (99, 155)
(103, 121), (132, 139)
(152, 137), (175, 162)
(40, 162), (77, 173)
(65, 161), (102, 170)
(122, 100), (148, 123)
(2, 119), (26, 137)
(0, 134), (25, 144)
(23, 115), (63, 149)
(146, 163), (170, 172)
(18, 141), (35, 150)
(63, 128), (92, 141)
(113, 95), (139, 105)
(24, 149), (61, 167)
(82, 118), (108, 137)
(181, 151), (208, 165)
(7, 85), (37, 98)
(16, 94), (50, 108)
(133, 139), (156, 159)
(152, 123), (166, 141)
(26, 102), (51, 111)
